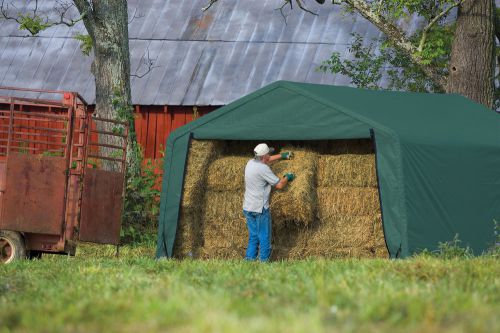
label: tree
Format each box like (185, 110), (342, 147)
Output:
(447, 0), (495, 108)
(204, 0), (497, 109)
(72, 0), (139, 173)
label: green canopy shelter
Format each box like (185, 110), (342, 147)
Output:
(156, 81), (500, 258)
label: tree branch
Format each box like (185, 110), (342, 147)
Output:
(295, 0), (318, 16)
(131, 47), (159, 79)
(1, 0), (87, 35)
(73, 0), (95, 37)
(202, 0), (218, 12)
(417, 0), (464, 53)
(340, 0), (446, 90)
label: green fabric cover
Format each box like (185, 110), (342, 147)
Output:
(156, 81), (500, 258)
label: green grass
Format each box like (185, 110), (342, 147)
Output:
(1, 243), (499, 333)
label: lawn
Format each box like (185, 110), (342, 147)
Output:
(0, 243), (498, 333)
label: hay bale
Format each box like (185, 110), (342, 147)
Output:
(203, 190), (247, 249)
(206, 156), (248, 191)
(270, 147), (318, 225)
(176, 140), (225, 258)
(304, 216), (377, 249)
(181, 140), (224, 211)
(318, 154), (377, 188)
(302, 246), (375, 259)
(372, 213), (390, 258)
(173, 211), (203, 258)
(317, 187), (380, 217)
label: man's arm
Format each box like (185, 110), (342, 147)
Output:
(269, 151), (293, 164)
(275, 173), (295, 190)
(275, 176), (288, 189)
(268, 154), (283, 163)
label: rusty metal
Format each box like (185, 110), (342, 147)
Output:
(79, 169), (124, 245)
(0, 154), (67, 235)
(0, 86), (128, 260)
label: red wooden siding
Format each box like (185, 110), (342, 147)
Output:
(133, 105), (219, 159)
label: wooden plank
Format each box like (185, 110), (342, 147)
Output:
(139, 106), (148, 154)
(185, 106), (193, 124)
(145, 110), (157, 159)
(155, 109), (166, 159)
(171, 106), (187, 132)
(134, 105), (142, 145)
(165, 105), (173, 138)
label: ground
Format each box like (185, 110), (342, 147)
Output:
(0, 242), (498, 333)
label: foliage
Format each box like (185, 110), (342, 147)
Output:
(318, 24), (454, 93)
(74, 33), (93, 56)
(485, 219), (500, 257)
(0, 248), (498, 332)
(318, 33), (385, 89)
(371, 0), (464, 21)
(17, 14), (51, 35)
(121, 147), (163, 244)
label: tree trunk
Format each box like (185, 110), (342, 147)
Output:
(447, 0), (495, 109)
(75, 0), (141, 174)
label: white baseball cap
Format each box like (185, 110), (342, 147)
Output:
(254, 143), (275, 157)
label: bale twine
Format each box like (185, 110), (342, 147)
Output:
(270, 148), (318, 225)
(318, 154), (377, 188)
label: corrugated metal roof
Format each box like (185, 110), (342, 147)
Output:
(0, 0), (425, 105)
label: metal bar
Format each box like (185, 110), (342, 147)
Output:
(0, 144), (63, 153)
(87, 154), (125, 163)
(12, 125), (67, 133)
(10, 131), (66, 139)
(89, 129), (127, 138)
(11, 111), (68, 120)
(6, 100), (14, 155)
(0, 130), (66, 140)
(0, 98), (67, 108)
(9, 138), (67, 147)
(0, 116), (67, 124)
(88, 142), (125, 150)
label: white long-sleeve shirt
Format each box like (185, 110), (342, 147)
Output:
(242, 158), (280, 213)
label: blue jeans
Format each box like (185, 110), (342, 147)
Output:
(243, 208), (272, 261)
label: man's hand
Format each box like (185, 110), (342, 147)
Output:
(281, 151), (293, 160)
(283, 173), (295, 182)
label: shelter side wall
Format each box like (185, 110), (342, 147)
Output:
(402, 142), (500, 255)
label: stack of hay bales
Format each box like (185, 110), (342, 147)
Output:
(310, 149), (388, 258)
(175, 139), (389, 259)
(200, 156), (248, 258)
(173, 140), (225, 258)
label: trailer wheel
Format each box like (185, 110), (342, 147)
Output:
(0, 230), (26, 263)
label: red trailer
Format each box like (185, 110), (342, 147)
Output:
(0, 87), (128, 263)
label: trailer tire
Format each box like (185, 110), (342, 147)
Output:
(0, 230), (26, 263)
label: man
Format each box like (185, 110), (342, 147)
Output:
(243, 143), (295, 261)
